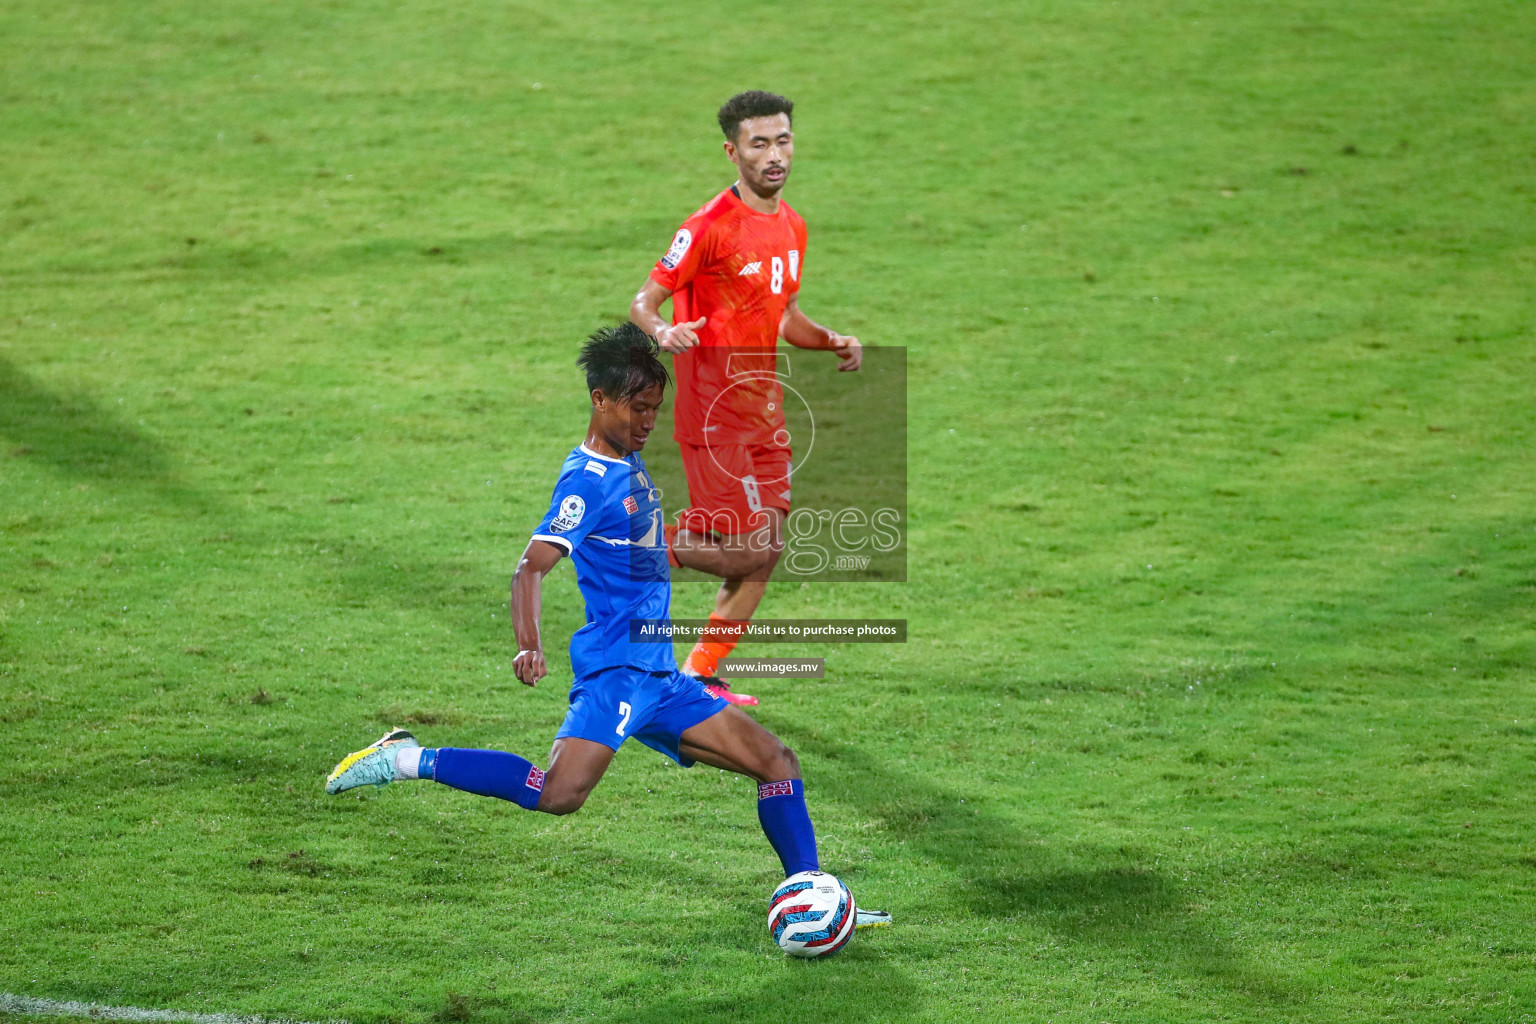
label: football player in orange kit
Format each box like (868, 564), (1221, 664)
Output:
(630, 90), (862, 706)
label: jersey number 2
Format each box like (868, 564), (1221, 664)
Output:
(616, 701), (632, 737)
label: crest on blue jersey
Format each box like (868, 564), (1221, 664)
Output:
(551, 494), (585, 533)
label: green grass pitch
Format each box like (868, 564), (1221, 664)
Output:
(2, 0), (1534, 1021)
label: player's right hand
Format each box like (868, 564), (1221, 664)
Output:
(657, 317), (706, 353)
(513, 648), (547, 687)
(831, 333), (862, 372)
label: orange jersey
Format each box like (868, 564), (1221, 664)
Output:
(649, 186), (808, 446)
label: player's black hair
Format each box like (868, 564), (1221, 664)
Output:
(717, 90), (794, 142)
(578, 322), (671, 400)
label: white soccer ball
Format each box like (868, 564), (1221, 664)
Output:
(768, 870), (856, 958)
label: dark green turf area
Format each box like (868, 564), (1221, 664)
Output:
(3, 0), (1534, 1021)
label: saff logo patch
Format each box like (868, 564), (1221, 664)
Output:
(623, 495), (639, 515)
(551, 494), (585, 533)
(660, 227), (692, 270)
(526, 765), (545, 791)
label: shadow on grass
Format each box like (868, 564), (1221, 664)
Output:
(584, 961), (918, 1024)
(459, 899), (918, 1024)
(402, 960), (916, 1024)
(0, 220), (666, 289)
(0, 358), (171, 483)
(785, 730), (1301, 1008)
(979, 867), (1293, 1002)
(0, 356), (506, 630)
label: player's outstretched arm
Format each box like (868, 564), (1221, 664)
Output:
(630, 279), (706, 354)
(779, 295), (861, 371)
(510, 539), (565, 686)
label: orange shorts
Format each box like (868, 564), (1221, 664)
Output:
(677, 441), (792, 536)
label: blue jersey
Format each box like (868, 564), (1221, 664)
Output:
(531, 444), (675, 680)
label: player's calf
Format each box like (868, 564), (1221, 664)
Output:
(677, 708), (817, 876)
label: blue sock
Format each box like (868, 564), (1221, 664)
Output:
(431, 748), (545, 810)
(757, 779), (819, 876)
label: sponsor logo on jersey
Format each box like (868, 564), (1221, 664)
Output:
(758, 780), (795, 799)
(789, 249), (800, 281)
(660, 227), (692, 270)
(551, 494), (585, 533)
(622, 495), (639, 515)
(526, 765), (545, 791)
(738, 260), (762, 276)
(584, 459), (607, 477)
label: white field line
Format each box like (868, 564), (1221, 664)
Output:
(0, 993), (347, 1024)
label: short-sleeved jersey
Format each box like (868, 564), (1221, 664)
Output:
(649, 186), (808, 446)
(530, 444), (674, 680)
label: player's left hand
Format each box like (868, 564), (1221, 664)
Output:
(831, 333), (862, 372)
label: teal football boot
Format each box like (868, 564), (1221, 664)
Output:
(325, 728), (419, 794)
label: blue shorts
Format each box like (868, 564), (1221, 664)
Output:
(556, 666), (729, 766)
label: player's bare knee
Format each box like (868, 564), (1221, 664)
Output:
(540, 794), (584, 816)
(731, 522), (780, 578)
(764, 739), (800, 781)
(538, 786), (589, 816)
(741, 546), (775, 577)
(759, 542), (783, 575)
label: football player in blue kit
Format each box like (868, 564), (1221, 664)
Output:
(324, 324), (888, 928)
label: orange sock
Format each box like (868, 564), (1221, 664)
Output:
(684, 613), (747, 677)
